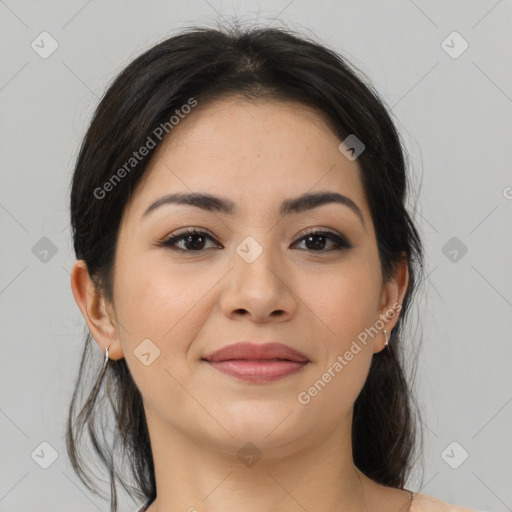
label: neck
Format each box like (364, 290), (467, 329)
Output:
(144, 408), (374, 512)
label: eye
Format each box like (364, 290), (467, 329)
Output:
(158, 228), (220, 252)
(157, 227), (353, 253)
(292, 229), (353, 252)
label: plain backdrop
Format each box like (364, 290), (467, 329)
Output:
(0, 1), (511, 511)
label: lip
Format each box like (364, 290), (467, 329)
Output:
(203, 342), (309, 363)
(202, 342), (310, 383)
(206, 360), (308, 382)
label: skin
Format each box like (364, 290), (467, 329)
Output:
(71, 97), (410, 512)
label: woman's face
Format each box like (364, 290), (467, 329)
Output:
(100, 97), (405, 454)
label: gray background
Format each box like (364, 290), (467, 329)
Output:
(1, 1), (511, 511)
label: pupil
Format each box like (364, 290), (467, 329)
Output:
(306, 234), (325, 250)
(187, 235), (204, 250)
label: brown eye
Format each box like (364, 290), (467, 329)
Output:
(292, 230), (353, 252)
(157, 228), (353, 253)
(159, 228), (220, 252)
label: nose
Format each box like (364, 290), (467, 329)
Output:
(219, 243), (298, 323)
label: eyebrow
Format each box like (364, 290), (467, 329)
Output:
(141, 190), (366, 228)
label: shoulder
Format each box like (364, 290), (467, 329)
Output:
(411, 491), (478, 512)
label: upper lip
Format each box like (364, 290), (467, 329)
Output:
(203, 342), (309, 363)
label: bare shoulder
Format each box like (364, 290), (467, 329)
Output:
(411, 491), (478, 512)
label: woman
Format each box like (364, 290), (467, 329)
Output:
(67, 24), (477, 512)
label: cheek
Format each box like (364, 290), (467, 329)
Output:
(304, 259), (381, 339)
(112, 261), (210, 410)
(297, 268), (378, 420)
(301, 257), (380, 379)
(112, 255), (209, 359)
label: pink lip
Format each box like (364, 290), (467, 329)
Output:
(203, 342), (309, 363)
(202, 342), (310, 383)
(206, 359), (308, 382)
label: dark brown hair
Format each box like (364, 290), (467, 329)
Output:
(66, 22), (425, 512)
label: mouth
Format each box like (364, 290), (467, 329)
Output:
(202, 342), (310, 383)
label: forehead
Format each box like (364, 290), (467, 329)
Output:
(125, 97), (369, 223)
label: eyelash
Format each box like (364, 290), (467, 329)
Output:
(157, 227), (353, 253)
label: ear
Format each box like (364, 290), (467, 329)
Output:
(70, 260), (124, 360)
(374, 254), (409, 353)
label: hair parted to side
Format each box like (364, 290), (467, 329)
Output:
(67, 21), (425, 512)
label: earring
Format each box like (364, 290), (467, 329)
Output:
(383, 329), (389, 346)
(103, 344), (110, 369)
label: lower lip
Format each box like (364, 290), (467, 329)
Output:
(206, 359), (309, 382)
